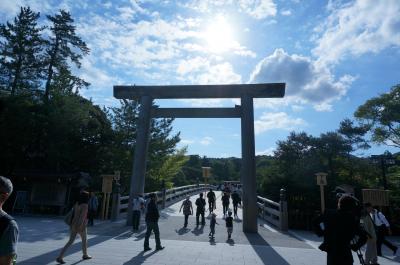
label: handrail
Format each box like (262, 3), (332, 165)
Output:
(256, 188), (288, 231)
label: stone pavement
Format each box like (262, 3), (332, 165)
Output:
(15, 191), (400, 265)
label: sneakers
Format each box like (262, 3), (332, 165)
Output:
(156, 246), (165, 251)
(82, 255), (92, 260)
(56, 257), (65, 264)
(144, 247), (152, 252)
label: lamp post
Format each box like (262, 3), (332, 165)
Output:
(316, 172), (328, 213)
(371, 152), (396, 190)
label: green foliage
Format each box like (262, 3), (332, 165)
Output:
(0, 7), (45, 94)
(355, 84), (400, 147)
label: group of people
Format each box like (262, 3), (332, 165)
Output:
(315, 194), (398, 265)
(179, 189), (240, 240)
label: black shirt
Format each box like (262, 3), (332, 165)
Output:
(195, 198), (206, 211)
(225, 216), (233, 227)
(145, 200), (159, 222)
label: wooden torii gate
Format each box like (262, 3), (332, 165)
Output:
(113, 83), (285, 233)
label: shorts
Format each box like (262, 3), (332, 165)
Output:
(227, 227), (233, 233)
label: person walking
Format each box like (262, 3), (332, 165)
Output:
(225, 211), (233, 240)
(132, 194), (145, 231)
(314, 195), (367, 265)
(221, 192), (230, 218)
(231, 190), (241, 219)
(0, 176), (19, 265)
(56, 191), (92, 264)
(144, 193), (164, 252)
(179, 196), (193, 228)
(87, 192), (98, 226)
(195, 193), (206, 226)
(206, 189), (216, 213)
(361, 205), (379, 265)
(209, 213), (218, 239)
(366, 203), (398, 256)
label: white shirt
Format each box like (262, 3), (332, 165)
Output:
(370, 210), (390, 227)
(132, 197), (145, 211)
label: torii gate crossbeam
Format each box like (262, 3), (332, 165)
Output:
(113, 83), (285, 233)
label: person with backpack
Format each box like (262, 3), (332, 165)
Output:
(195, 193), (206, 226)
(56, 191), (92, 264)
(144, 193), (164, 251)
(366, 203), (398, 256)
(132, 194), (145, 231)
(179, 196), (193, 228)
(225, 211), (233, 240)
(206, 189), (216, 213)
(0, 176), (19, 265)
(314, 194), (367, 265)
(221, 192), (230, 218)
(231, 190), (241, 219)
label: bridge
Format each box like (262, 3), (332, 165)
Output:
(15, 185), (399, 265)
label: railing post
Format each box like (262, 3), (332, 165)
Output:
(280, 188), (288, 231)
(111, 183), (121, 221)
(162, 180), (166, 209)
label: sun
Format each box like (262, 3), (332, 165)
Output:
(203, 15), (235, 53)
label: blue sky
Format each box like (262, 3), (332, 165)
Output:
(1, 0), (399, 158)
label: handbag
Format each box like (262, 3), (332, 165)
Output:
(64, 207), (74, 226)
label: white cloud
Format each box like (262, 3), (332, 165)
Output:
(281, 9), (292, 16)
(180, 139), (195, 145)
(239, 0), (277, 19)
(254, 112), (306, 134)
(256, 147), (275, 156)
(313, 0), (400, 65)
(249, 48), (355, 110)
(200, 136), (214, 145)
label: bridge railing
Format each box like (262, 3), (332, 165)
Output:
(257, 188), (288, 231)
(116, 184), (214, 218)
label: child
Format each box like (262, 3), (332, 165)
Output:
(209, 213), (218, 239)
(225, 211), (233, 239)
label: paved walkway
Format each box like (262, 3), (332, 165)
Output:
(15, 192), (400, 264)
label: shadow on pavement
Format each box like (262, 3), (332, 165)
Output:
(191, 225), (205, 236)
(245, 233), (290, 265)
(122, 249), (157, 265)
(175, 227), (191, 235)
(18, 234), (111, 265)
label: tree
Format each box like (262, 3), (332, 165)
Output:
(355, 84), (400, 148)
(44, 10), (89, 99)
(338, 118), (370, 151)
(0, 7), (45, 95)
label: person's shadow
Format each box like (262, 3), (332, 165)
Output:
(123, 249), (157, 265)
(191, 225), (205, 236)
(209, 237), (216, 246)
(175, 227), (191, 235)
(226, 238), (235, 246)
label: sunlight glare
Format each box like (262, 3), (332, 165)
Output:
(203, 16), (235, 53)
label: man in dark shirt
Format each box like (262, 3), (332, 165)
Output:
(314, 195), (367, 265)
(195, 193), (206, 226)
(231, 190), (241, 219)
(144, 193), (164, 251)
(206, 189), (216, 213)
(0, 176), (19, 265)
(221, 192), (230, 217)
(225, 211), (233, 239)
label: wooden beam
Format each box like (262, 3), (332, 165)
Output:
(114, 83), (285, 99)
(151, 107), (241, 118)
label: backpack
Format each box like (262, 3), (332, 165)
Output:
(0, 213), (13, 238)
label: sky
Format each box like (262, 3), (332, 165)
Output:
(1, 0), (399, 158)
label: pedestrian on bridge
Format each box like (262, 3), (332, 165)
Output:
(221, 192), (230, 218)
(179, 196), (193, 228)
(231, 190), (241, 219)
(56, 191), (92, 264)
(144, 193), (164, 252)
(206, 189), (216, 214)
(225, 211), (233, 240)
(195, 193), (206, 226)
(209, 213), (218, 239)
(132, 194), (145, 231)
(88, 191), (98, 226)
